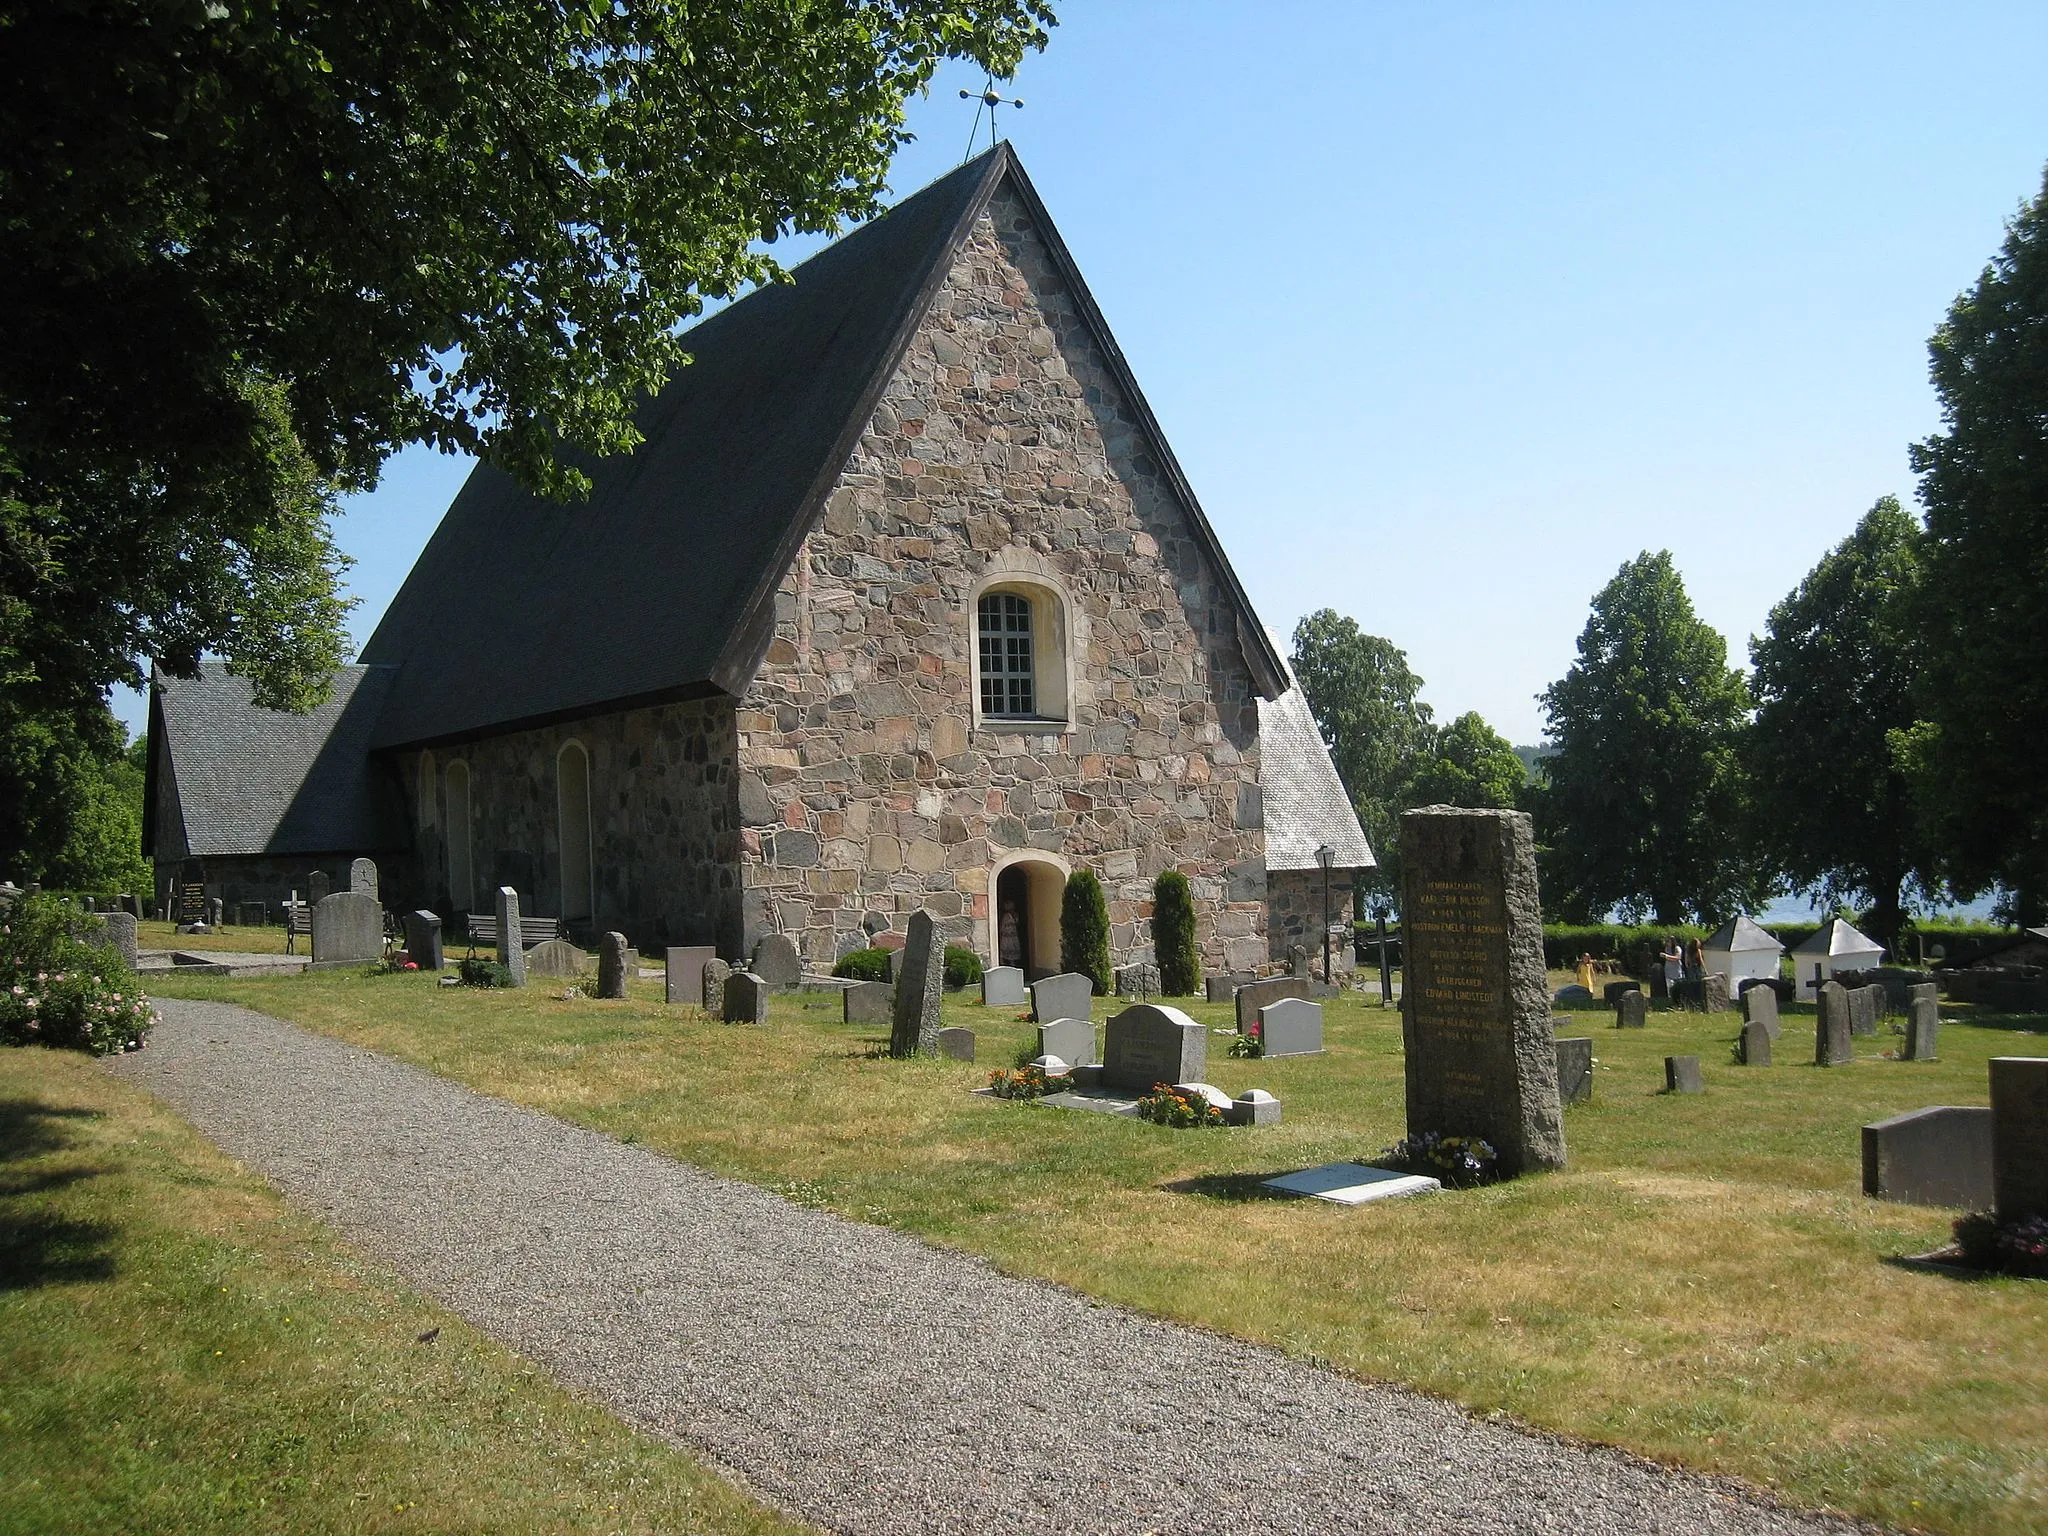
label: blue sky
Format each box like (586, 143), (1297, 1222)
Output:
(113, 3), (2048, 750)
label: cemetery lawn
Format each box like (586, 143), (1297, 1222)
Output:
(136, 918), (292, 953)
(147, 969), (2048, 1536)
(0, 1043), (809, 1536)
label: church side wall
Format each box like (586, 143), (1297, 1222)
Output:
(1267, 867), (1358, 977)
(734, 193), (1267, 975)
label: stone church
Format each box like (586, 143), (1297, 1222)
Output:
(146, 146), (1373, 977)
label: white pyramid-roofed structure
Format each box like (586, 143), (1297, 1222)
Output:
(1702, 915), (1784, 990)
(1789, 917), (1884, 999)
(1704, 916), (1783, 954)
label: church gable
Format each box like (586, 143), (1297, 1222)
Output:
(734, 173), (1274, 973)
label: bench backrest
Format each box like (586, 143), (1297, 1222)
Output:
(465, 914), (561, 946)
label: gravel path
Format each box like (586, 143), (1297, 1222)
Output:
(112, 998), (1875, 1536)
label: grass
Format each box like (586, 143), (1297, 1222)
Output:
(144, 963), (2048, 1536)
(0, 1043), (811, 1536)
(138, 918), (292, 954)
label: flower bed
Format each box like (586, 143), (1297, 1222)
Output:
(1135, 1083), (1226, 1128)
(987, 1062), (1070, 1100)
(1382, 1131), (1499, 1188)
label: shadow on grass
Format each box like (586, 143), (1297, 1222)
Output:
(0, 1097), (117, 1291)
(1161, 1171), (1293, 1202)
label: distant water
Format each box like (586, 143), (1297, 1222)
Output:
(1753, 892), (2001, 926)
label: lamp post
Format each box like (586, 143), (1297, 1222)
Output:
(1375, 904), (1393, 1008)
(1316, 844), (1335, 986)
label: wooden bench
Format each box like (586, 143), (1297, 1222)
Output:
(284, 901), (311, 955)
(465, 913), (563, 954)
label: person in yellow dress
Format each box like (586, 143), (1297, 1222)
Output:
(1575, 951), (1597, 992)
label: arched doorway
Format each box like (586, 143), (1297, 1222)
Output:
(991, 855), (1066, 979)
(556, 741), (593, 922)
(444, 759), (473, 911)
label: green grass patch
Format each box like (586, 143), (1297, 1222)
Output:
(0, 1044), (809, 1535)
(144, 966), (2048, 1536)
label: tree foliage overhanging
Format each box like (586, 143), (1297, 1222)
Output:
(0, 0), (1055, 728)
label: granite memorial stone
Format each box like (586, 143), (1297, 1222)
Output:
(844, 981), (895, 1027)
(1228, 1089), (1282, 1127)
(524, 938), (589, 978)
(1233, 975), (1310, 1035)
(1101, 1004), (1206, 1093)
(1848, 984), (1880, 1037)
(495, 887), (525, 986)
(1904, 983), (1940, 1061)
(1816, 981), (1852, 1067)
(1742, 983), (1780, 1040)
(1039, 1017), (1098, 1068)
(1551, 984), (1597, 1010)
(723, 970), (770, 1024)
(1398, 806), (1566, 1176)
(1206, 973), (1256, 1003)
(350, 857), (378, 898)
(751, 933), (803, 988)
(598, 932), (630, 999)
(1739, 1021), (1773, 1067)
(1702, 973), (1730, 1013)
(1554, 1036), (1593, 1104)
(1990, 1056), (2048, 1223)
(1616, 990), (1649, 1029)
(1030, 971), (1094, 1026)
(889, 910), (945, 1058)
(1861, 1106), (1993, 1209)
(100, 911), (139, 972)
(665, 946), (716, 1006)
(402, 910), (443, 971)
(1665, 1055), (1704, 1094)
(1603, 979), (1642, 1004)
(981, 965), (1027, 1007)
(936, 1027), (976, 1062)
(701, 958), (730, 1015)
(1258, 997), (1324, 1058)
(308, 870), (330, 905)
(311, 891), (382, 965)
(1115, 962), (1160, 999)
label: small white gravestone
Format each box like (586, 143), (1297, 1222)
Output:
(981, 965), (1027, 1007)
(1262, 1163), (1440, 1205)
(1030, 971), (1094, 1024)
(1258, 997), (1324, 1057)
(1038, 1017), (1097, 1067)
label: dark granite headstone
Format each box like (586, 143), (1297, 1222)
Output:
(1554, 1036), (1593, 1104)
(1739, 1021), (1772, 1066)
(598, 932), (630, 999)
(1702, 973), (1730, 1013)
(350, 857), (378, 898)
(1030, 971), (1094, 1025)
(981, 965), (1026, 1007)
(1101, 1004), (1206, 1093)
(1038, 1017), (1097, 1067)
(1258, 997), (1324, 1057)
(935, 1027), (976, 1062)
(1816, 981), (1852, 1067)
(1904, 983), (1939, 1061)
(1603, 979), (1642, 1004)
(1847, 985), (1880, 1037)
(524, 938), (589, 978)
(844, 981), (894, 1026)
(1206, 972), (1256, 1003)
(402, 910), (443, 971)
(1398, 806), (1565, 1176)
(723, 970), (769, 1024)
(308, 871), (330, 905)
(1862, 1106), (1994, 1208)
(1115, 962), (1160, 999)
(889, 910), (944, 1058)
(1233, 975), (1310, 1034)
(1664, 1055), (1704, 1094)
(751, 933), (803, 987)
(1742, 983), (1780, 1040)
(1615, 991), (1649, 1029)
(701, 958), (730, 1015)
(100, 911), (139, 972)
(1990, 1056), (2048, 1223)
(311, 891), (381, 964)
(119, 892), (143, 920)
(1552, 984), (1597, 1009)
(665, 946), (716, 1006)
(496, 887), (525, 987)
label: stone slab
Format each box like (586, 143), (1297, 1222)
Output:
(1100, 1004), (1205, 1094)
(1551, 984), (1597, 1010)
(100, 911), (139, 972)
(1847, 984), (1880, 1037)
(1702, 973), (1730, 1013)
(1603, 979), (1642, 1003)
(1114, 963), (1160, 999)
(751, 933), (803, 988)
(1205, 972), (1257, 1003)
(844, 981), (895, 1027)
(495, 887), (525, 987)
(701, 958), (730, 1015)
(598, 932), (630, 999)
(1554, 1037), (1593, 1104)
(1862, 1105), (1994, 1209)
(311, 891), (382, 965)
(1741, 983), (1780, 1039)
(524, 938), (589, 978)
(1262, 1163), (1442, 1205)
(1816, 981), (1853, 1067)
(349, 857), (378, 898)
(723, 970), (770, 1024)
(1615, 991), (1648, 1029)
(1738, 1021), (1772, 1067)
(665, 946), (717, 1006)
(935, 1027), (976, 1062)
(1039, 1017), (1098, 1068)
(1664, 1055), (1704, 1094)
(1904, 985), (1939, 1061)
(1233, 975), (1310, 1035)
(1035, 1091), (1141, 1117)
(1258, 997), (1324, 1058)
(402, 910), (444, 971)
(1990, 1056), (2048, 1223)
(1030, 971), (1094, 1026)
(981, 965), (1027, 1007)
(1228, 1089), (1282, 1127)
(889, 910), (944, 1057)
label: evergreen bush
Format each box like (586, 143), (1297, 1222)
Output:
(1152, 869), (1201, 996)
(943, 944), (983, 990)
(1060, 868), (1112, 995)
(831, 947), (891, 982)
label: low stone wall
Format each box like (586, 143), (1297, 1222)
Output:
(1938, 967), (2048, 1014)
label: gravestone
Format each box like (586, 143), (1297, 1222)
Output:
(308, 870), (330, 905)
(1742, 982), (1780, 1040)
(1615, 991), (1649, 1029)
(1665, 1055), (1704, 1094)
(1228, 1089), (1282, 1127)
(1862, 1106), (1993, 1209)
(1989, 1056), (2048, 1223)
(402, 910), (443, 971)
(350, 857), (378, 898)
(723, 970), (770, 1024)
(1702, 973), (1730, 1013)
(207, 896), (225, 928)
(1815, 981), (1852, 1067)
(1551, 984), (1597, 1010)
(844, 981), (895, 1026)
(1115, 962), (1160, 999)
(1206, 972), (1256, 1003)
(935, 1027), (976, 1062)
(1100, 1004), (1206, 1093)
(1233, 975), (1310, 1034)
(311, 891), (382, 964)
(100, 911), (139, 972)
(889, 910), (945, 1058)
(598, 932), (630, 999)
(1258, 997), (1324, 1058)
(1290, 944), (1310, 981)
(1398, 806), (1566, 1176)
(119, 893), (143, 920)
(701, 958), (730, 1015)
(1738, 1021), (1772, 1067)
(1554, 1036), (1593, 1104)
(751, 933), (803, 988)
(495, 887), (525, 987)
(981, 965), (1026, 1007)
(1904, 983), (1939, 1061)
(1603, 979), (1641, 1004)
(1847, 984), (1880, 1037)
(524, 938), (589, 978)
(665, 946), (716, 1006)
(1038, 1017), (1097, 1068)
(1030, 971), (1094, 1026)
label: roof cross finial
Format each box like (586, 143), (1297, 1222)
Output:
(959, 75), (1023, 161)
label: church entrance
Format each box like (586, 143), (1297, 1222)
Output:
(993, 857), (1065, 979)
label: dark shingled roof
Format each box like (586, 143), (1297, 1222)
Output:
(361, 144), (1285, 749)
(149, 664), (404, 857)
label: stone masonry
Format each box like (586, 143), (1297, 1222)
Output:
(1267, 866), (1357, 976)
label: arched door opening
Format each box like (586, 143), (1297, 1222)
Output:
(993, 857), (1066, 979)
(556, 741), (593, 922)
(444, 760), (473, 912)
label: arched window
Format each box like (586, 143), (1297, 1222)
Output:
(417, 750), (438, 829)
(444, 759), (473, 909)
(970, 572), (1071, 727)
(978, 592), (1036, 717)
(556, 740), (593, 921)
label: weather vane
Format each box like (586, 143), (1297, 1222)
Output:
(960, 76), (1023, 159)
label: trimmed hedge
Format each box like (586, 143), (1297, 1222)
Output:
(1537, 920), (2016, 973)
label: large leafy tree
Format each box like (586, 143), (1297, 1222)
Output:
(1407, 711), (1526, 815)
(1538, 551), (1757, 924)
(0, 698), (150, 892)
(1748, 497), (1935, 947)
(0, 0), (1054, 729)
(1907, 166), (2048, 926)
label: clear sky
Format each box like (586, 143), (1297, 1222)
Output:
(112, 2), (2048, 749)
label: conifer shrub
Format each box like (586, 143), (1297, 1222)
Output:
(831, 947), (891, 982)
(1060, 868), (1112, 995)
(1152, 869), (1201, 996)
(943, 944), (983, 990)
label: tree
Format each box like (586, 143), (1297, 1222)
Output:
(1538, 551), (1757, 924)
(1, 0), (1055, 727)
(1908, 166), (2048, 926)
(1407, 711), (1526, 814)
(1151, 869), (1200, 996)
(0, 697), (150, 894)
(1748, 497), (1935, 947)
(1060, 868), (1111, 997)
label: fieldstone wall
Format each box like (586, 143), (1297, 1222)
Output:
(1267, 867), (1358, 976)
(734, 190), (1267, 972)
(419, 696), (741, 951)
